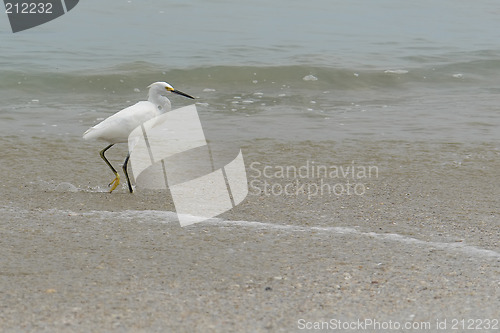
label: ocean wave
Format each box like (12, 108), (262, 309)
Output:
(2, 205), (499, 259)
(1, 59), (499, 97)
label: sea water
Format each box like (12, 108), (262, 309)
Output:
(1, 0), (499, 143)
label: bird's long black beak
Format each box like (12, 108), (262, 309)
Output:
(172, 89), (195, 99)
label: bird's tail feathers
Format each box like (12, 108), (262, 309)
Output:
(83, 127), (98, 140)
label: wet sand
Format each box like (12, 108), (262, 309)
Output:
(0, 137), (499, 332)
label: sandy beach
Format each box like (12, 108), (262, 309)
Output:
(0, 137), (498, 332)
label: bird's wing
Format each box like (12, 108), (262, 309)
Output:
(83, 101), (158, 143)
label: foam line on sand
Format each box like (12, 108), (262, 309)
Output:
(3, 206), (499, 260)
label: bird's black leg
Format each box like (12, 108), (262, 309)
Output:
(99, 144), (120, 193)
(122, 152), (133, 193)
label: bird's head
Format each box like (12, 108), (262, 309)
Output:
(147, 82), (195, 99)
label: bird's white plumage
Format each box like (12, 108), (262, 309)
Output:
(83, 82), (174, 143)
(83, 101), (160, 143)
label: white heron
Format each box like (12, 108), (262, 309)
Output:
(83, 82), (195, 193)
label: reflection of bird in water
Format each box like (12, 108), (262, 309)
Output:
(83, 82), (195, 193)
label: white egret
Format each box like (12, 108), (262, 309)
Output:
(83, 82), (195, 193)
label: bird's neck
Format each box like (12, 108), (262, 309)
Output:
(148, 93), (171, 113)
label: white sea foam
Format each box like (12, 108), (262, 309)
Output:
(2, 206), (498, 260)
(384, 69), (409, 74)
(302, 75), (318, 81)
(29, 180), (109, 193)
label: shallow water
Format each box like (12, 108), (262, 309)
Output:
(1, 62), (500, 143)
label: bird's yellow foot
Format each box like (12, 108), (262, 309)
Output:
(108, 173), (120, 193)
